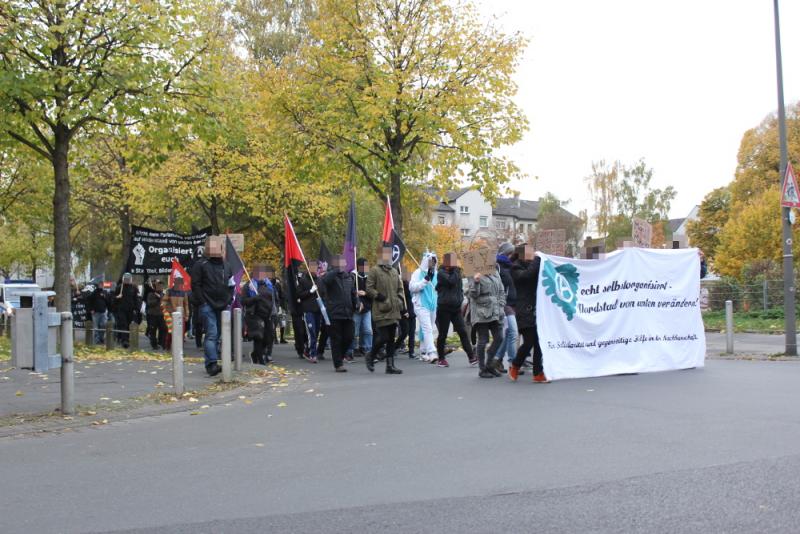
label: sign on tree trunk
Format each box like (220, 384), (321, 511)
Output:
(632, 218), (652, 248)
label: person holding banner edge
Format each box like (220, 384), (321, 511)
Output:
(508, 244), (548, 383)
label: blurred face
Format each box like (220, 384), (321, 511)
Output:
(443, 253), (457, 268)
(523, 245), (535, 261)
(358, 262), (369, 273)
(333, 256), (346, 270)
(379, 247), (392, 265)
(307, 261), (318, 273)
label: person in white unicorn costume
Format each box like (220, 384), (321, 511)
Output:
(409, 252), (439, 362)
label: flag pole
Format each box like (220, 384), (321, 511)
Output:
(396, 262), (408, 311)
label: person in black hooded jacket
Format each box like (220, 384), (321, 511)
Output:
(320, 255), (358, 372)
(508, 244), (548, 383)
(191, 239), (233, 376)
(242, 280), (273, 365)
(434, 253), (476, 367)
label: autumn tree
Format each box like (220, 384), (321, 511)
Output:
(275, 0), (528, 236)
(0, 0), (215, 310)
(686, 186), (731, 266)
(535, 192), (586, 257)
(730, 103), (800, 205)
(707, 104), (799, 279)
(585, 159), (675, 250)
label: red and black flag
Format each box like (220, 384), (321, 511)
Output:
(284, 215), (307, 313)
(381, 197), (406, 267)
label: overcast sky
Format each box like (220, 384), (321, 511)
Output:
(479, 0), (800, 223)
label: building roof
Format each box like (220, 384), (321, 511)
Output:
(435, 202), (455, 212)
(669, 218), (686, 233)
(493, 198), (540, 220)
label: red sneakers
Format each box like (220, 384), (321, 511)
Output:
(508, 365), (520, 381)
(533, 373), (550, 383)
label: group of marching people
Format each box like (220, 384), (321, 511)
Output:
(274, 242), (548, 382)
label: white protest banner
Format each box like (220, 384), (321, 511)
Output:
(536, 248), (705, 380)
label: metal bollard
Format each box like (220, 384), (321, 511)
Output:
(233, 307), (242, 371)
(725, 300), (734, 354)
(763, 280), (769, 311)
(129, 321), (139, 350)
(60, 312), (75, 416)
(221, 310), (232, 382)
(85, 321), (94, 347)
(171, 311), (184, 395)
(105, 319), (114, 350)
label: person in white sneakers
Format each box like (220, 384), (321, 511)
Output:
(409, 252), (438, 362)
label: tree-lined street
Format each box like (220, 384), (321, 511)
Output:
(2, 350), (800, 533)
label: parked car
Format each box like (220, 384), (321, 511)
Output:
(0, 280), (42, 316)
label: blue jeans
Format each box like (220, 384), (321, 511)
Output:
(304, 311), (321, 356)
(92, 312), (107, 344)
(200, 303), (221, 368)
(496, 314), (518, 364)
(349, 311), (373, 353)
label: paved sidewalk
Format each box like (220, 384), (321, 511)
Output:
(705, 331), (793, 358)
(0, 336), (267, 420)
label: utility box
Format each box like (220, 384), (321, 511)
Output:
(10, 291), (60, 372)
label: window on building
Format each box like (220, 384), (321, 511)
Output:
(459, 205), (470, 214)
(461, 228), (470, 237)
(528, 223), (534, 232)
(438, 216), (446, 225)
(495, 218), (507, 230)
(479, 216), (488, 228)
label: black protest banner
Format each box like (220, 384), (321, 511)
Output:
(126, 226), (211, 276)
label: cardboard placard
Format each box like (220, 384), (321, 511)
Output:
(461, 247), (496, 277)
(224, 233), (245, 253)
(536, 229), (567, 256)
(632, 218), (652, 248)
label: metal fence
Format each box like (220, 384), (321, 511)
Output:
(701, 279), (795, 313)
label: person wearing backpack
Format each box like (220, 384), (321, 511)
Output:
(242, 279), (274, 365)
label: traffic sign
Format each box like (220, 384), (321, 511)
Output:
(781, 162), (800, 208)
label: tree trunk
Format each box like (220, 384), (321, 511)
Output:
(52, 126), (71, 312)
(210, 196), (220, 235)
(390, 171), (403, 237)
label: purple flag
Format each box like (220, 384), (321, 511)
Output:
(343, 194), (357, 272)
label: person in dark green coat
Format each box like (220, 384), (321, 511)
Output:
(365, 246), (405, 374)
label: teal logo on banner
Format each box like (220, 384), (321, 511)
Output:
(542, 259), (580, 321)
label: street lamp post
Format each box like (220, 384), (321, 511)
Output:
(773, 0), (797, 355)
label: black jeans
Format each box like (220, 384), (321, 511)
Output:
(512, 326), (544, 375)
(317, 322), (329, 356)
(193, 304), (204, 348)
(147, 313), (166, 349)
(474, 321), (503, 370)
(397, 314), (416, 355)
(436, 307), (474, 359)
(328, 319), (354, 368)
(253, 328), (273, 362)
(291, 313), (307, 356)
(371, 323), (398, 360)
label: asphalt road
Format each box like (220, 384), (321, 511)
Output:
(2, 352), (800, 533)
